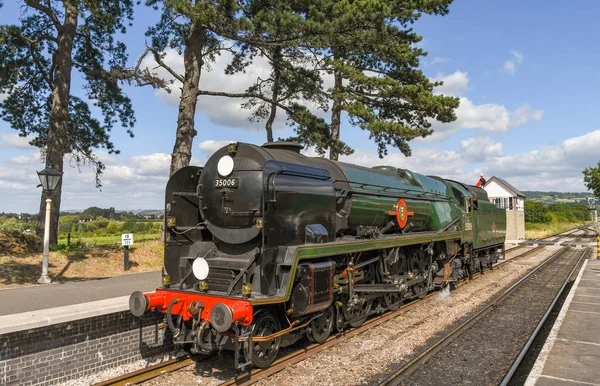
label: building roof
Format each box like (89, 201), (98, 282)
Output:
(484, 176), (526, 198)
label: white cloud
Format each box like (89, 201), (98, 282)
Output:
(430, 57), (448, 65)
(345, 130), (599, 192)
(142, 49), (288, 131)
(3, 129), (598, 213)
(0, 133), (35, 149)
(0, 150), (174, 212)
(425, 97), (544, 141)
(460, 136), (504, 162)
(198, 140), (234, 156)
(503, 61), (516, 76)
(484, 130), (600, 191)
(129, 153), (171, 177)
(509, 104), (544, 128)
(340, 147), (466, 177)
(432, 71), (469, 96)
(503, 51), (524, 76)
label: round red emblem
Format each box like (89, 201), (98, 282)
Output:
(388, 198), (414, 228)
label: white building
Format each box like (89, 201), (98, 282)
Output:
(483, 176), (526, 240)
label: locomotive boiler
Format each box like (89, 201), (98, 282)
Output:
(129, 141), (506, 368)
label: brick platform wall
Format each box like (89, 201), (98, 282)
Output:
(0, 311), (172, 386)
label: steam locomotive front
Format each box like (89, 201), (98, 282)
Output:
(199, 142), (267, 247)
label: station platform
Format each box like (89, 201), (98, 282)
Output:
(0, 270), (160, 333)
(526, 258), (600, 385)
(0, 270), (160, 316)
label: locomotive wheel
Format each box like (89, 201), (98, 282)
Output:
(244, 310), (282, 368)
(414, 269), (433, 299)
(307, 306), (334, 343)
(343, 298), (373, 328)
(383, 292), (402, 311)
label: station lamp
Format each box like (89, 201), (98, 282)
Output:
(36, 161), (63, 284)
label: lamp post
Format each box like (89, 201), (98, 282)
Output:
(36, 161), (63, 284)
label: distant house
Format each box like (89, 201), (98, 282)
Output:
(483, 176), (526, 240)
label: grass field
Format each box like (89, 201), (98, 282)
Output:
(0, 239), (163, 289)
(525, 222), (582, 239)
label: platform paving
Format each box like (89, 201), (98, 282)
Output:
(0, 270), (160, 316)
(526, 258), (600, 386)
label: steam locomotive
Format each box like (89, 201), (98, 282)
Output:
(129, 141), (506, 368)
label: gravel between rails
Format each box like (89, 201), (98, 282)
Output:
(397, 247), (589, 386)
(135, 246), (562, 386)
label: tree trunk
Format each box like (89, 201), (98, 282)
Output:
(35, 1), (78, 246)
(170, 20), (205, 176)
(329, 69), (343, 161)
(265, 48), (282, 143)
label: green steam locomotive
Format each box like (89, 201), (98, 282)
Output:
(129, 141), (506, 368)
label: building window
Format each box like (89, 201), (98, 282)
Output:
(493, 197), (504, 209)
(509, 197), (514, 210)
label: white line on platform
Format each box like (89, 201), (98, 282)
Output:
(569, 309), (600, 315)
(570, 300), (600, 305)
(525, 259), (589, 386)
(538, 375), (600, 386)
(555, 338), (600, 347)
(575, 294), (600, 298)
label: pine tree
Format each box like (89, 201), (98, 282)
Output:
(294, 0), (460, 160)
(141, 0), (253, 176)
(0, 0), (144, 244)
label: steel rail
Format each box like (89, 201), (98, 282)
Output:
(377, 244), (586, 386)
(96, 228), (583, 386)
(499, 249), (588, 385)
(504, 225), (581, 254)
(93, 356), (193, 386)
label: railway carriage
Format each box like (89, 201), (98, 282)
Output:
(129, 141), (506, 368)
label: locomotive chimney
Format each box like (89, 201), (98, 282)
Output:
(262, 141), (303, 154)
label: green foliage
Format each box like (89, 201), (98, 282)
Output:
(283, 0), (459, 159)
(0, 218), (29, 234)
(526, 199), (589, 225)
(0, 0), (140, 188)
(82, 207), (118, 220)
(524, 201), (551, 223)
(583, 161), (600, 198)
(547, 203), (588, 222)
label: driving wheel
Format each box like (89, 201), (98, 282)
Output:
(342, 297), (373, 328)
(307, 306), (334, 343)
(244, 310), (282, 368)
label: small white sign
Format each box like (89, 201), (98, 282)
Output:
(121, 233), (134, 246)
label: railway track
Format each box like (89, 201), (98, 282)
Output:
(377, 245), (590, 386)
(95, 226), (588, 386)
(505, 226), (585, 254)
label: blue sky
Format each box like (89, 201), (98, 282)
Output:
(1, 0), (599, 213)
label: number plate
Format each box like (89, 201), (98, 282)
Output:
(214, 178), (239, 188)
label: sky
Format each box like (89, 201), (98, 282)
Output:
(1, 0), (600, 213)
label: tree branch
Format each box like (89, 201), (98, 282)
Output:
(198, 89), (295, 116)
(28, 44), (52, 88)
(24, 0), (63, 31)
(22, 33), (58, 45)
(147, 46), (184, 83)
